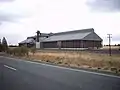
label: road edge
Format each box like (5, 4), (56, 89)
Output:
(0, 53), (120, 78)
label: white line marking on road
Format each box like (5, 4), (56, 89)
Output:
(4, 65), (17, 71)
(1, 56), (120, 79)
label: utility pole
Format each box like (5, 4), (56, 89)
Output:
(107, 34), (112, 56)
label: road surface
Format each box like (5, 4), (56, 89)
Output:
(0, 56), (120, 90)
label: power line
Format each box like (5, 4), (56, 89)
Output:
(107, 34), (112, 56)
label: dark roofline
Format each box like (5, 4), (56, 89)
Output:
(27, 36), (36, 39)
(52, 28), (94, 36)
(27, 33), (49, 39)
(27, 28), (94, 39)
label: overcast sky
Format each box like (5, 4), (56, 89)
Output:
(0, 0), (120, 45)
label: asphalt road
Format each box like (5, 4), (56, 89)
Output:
(0, 56), (120, 90)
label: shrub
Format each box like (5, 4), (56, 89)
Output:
(110, 67), (117, 73)
(20, 46), (29, 56)
(7, 46), (29, 56)
(9, 45), (18, 47)
(118, 44), (120, 46)
(31, 47), (36, 55)
(0, 44), (3, 52)
(6, 48), (13, 55)
(0, 44), (8, 52)
(14, 47), (22, 56)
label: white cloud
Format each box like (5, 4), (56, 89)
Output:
(0, 0), (120, 45)
(0, 0), (14, 2)
(87, 0), (120, 12)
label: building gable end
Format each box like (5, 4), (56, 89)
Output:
(83, 32), (103, 41)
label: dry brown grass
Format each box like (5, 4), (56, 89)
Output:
(28, 50), (120, 71)
(102, 46), (120, 50)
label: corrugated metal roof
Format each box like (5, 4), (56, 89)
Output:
(27, 33), (49, 39)
(19, 38), (35, 44)
(42, 28), (94, 42)
(19, 28), (102, 44)
(52, 28), (94, 36)
(83, 32), (103, 41)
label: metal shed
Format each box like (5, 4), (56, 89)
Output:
(41, 28), (102, 49)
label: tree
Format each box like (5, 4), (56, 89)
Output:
(0, 39), (1, 44)
(0, 44), (3, 52)
(2, 37), (8, 52)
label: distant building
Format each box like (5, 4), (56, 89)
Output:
(19, 28), (103, 49)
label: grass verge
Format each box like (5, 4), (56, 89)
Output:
(26, 50), (120, 74)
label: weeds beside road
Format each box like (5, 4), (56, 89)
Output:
(29, 50), (120, 71)
(4, 47), (120, 75)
